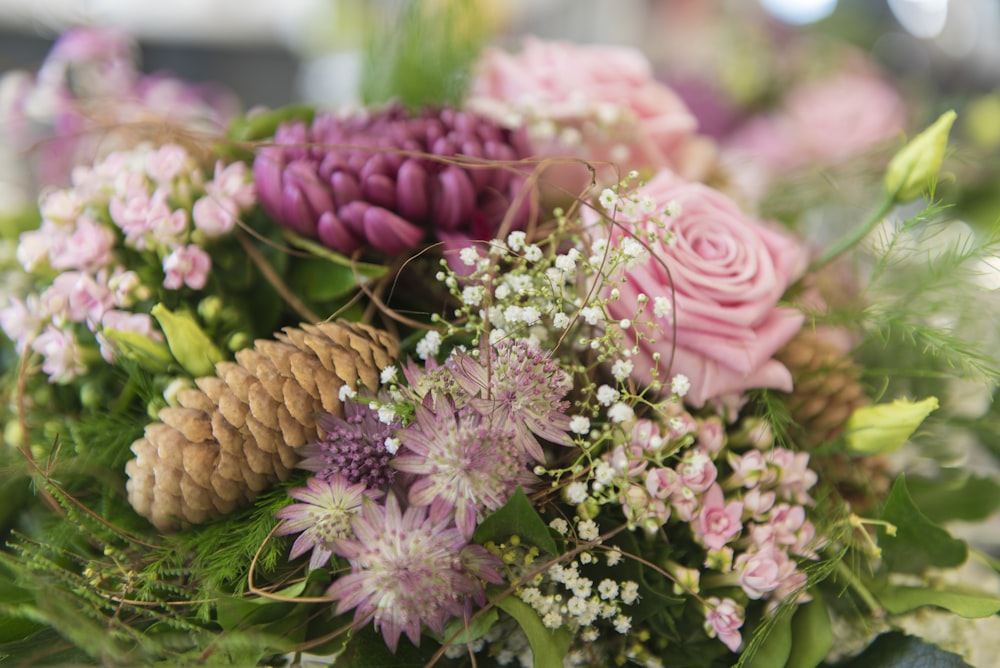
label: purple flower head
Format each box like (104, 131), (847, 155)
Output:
(274, 475), (367, 571)
(327, 492), (503, 653)
(393, 397), (537, 539)
(448, 338), (574, 462)
(253, 103), (532, 258)
(298, 401), (398, 493)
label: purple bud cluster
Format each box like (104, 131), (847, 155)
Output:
(253, 104), (532, 256)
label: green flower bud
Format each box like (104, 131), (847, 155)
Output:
(197, 296), (224, 323)
(151, 303), (225, 378)
(226, 331), (252, 352)
(845, 396), (939, 455)
(101, 329), (174, 373)
(884, 110), (956, 202)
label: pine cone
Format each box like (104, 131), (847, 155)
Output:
(776, 329), (889, 512)
(125, 320), (398, 532)
(775, 330), (868, 448)
(253, 103), (531, 257)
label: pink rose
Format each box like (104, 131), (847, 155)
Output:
(466, 37), (715, 193)
(604, 170), (806, 407)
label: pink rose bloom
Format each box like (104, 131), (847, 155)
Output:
(693, 483), (743, 550)
(466, 37), (715, 192)
(604, 170), (806, 407)
(723, 71), (906, 200)
(704, 597), (744, 653)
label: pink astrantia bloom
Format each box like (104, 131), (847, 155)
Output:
(326, 492), (503, 653)
(447, 338), (574, 462)
(298, 402), (398, 493)
(274, 475), (367, 572)
(600, 170), (806, 407)
(393, 399), (537, 539)
(704, 597), (744, 653)
(31, 324), (86, 384)
(162, 244), (211, 290)
(693, 483), (743, 550)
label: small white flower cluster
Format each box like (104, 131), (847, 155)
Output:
(517, 535), (638, 640)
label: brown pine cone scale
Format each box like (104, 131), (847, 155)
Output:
(125, 320), (398, 532)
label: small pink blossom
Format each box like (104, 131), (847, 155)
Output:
(697, 417), (726, 455)
(162, 244), (211, 290)
(678, 450), (717, 493)
(42, 271), (113, 326)
(0, 296), (45, 353)
(16, 224), (60, 272)
(728, 450), (773, 488)
(207, 160), (255, 208)
(734, 544), (795, 599)
(145, 144), (190, 184)
(49, 215), (115, 271)
(742, 488), (776, 520)
(38, 189), (83, 222)
(31, 324), (86, 383)
(608, 443), (648, 479)
(772, 448), (818, 504)
(192, 195), (237, 237)
(108, 268), (145, 306)
(768, 503), (807, 547)
(670, 486), (700, 522)
(693, 483), (743, 550)
(704, 597), (744, 653)
(645, 467), (678, 500)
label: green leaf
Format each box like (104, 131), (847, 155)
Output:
(332, 624), (430, 667)
(288, 256), (368, 302)
(226, 104), (316, 142)
(473, 487), (558, 555)
(494, 594), (572, 668)
(874, 584), (1000, 618)
(741, 612), (791, 668)
(282, 230), (388, 280)
(905, 473), (1000, 523)
(785, 598), (834, 668)
(440, 608), (498, 646)
(838, 632), (971, 668)
(878, 475), (968, 574)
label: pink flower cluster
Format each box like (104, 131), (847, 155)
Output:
(596, 413), (823, 652)
(0, 143), (255, 383)
(0, 27), (239, 189)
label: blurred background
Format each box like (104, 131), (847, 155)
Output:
(1, 0), (998, 109)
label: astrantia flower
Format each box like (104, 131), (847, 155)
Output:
(327, 492), (503, 652)
(448, 338), (574, 461)
(298, 401), (398, 493)
(393, 399), (537, 538)
(274, 475), (367, 571)
(253, 103), (531, 259)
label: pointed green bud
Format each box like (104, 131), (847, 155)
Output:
(151, 303), (225, 377)
(101, 328), (174, 373)
(845, 396), (939, 455)
(884, 110), (956, 202)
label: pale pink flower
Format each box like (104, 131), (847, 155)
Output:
(693, 483), (743, 550)
(0, 296), (45, 353)
(108, 268), (145, 307)
(742, 488), (776, 520)
(192, 195), (237, 237)
(162, 244), (211, 290)
(671, 486), (700, 523)
(772, 449), (818, 504)
(16, 225), (60, 272)
(326, 492), (503, 652)
(38, 189), (83, 223)
(677, 450), (717, 493)
(600, 170), (806, 407)
(207, 160), (255, 209)
(145, 144), (191, 184)
(696, 417), (726, 455)
(275, 475), (367, 572)
(767, 503), (807, 547)
(704, 597), (744, 653)
(31, 324), (86, 383)
(734, 544), (796, 599)
(43, 271), (113, 326)
(645, 467), (678, 500)
(49, 215), (115, 271)
(728, 449), (772, 488)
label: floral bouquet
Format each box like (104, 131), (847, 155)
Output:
(3, 12), (1000, 668)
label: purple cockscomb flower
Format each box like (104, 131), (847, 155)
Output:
(327, 492), (503, 652)
(449, 339), (574, 462)
(298, 402), (398, 493)
(253, 103), (531, 258)
(274, 475), (367, 571)
(393, 398), (537, 538)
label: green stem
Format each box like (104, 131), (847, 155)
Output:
(808, 191), (897, 273)
(834, 560), (884, 618)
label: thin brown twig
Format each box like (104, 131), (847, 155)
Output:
(236, 230), (322, 323)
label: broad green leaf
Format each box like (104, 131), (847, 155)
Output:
(282, 230), (389, 280)
(332, 624), (429, 667)
(741, 612), (791, 668)
(838, 632), (971, 668)
(288, 256), (367, 302)
(785, 598), (834, 668)
(878, 475), (967, 574)
(473, 487), (558, 556)
(440, 608), (499, 646)
(905, 473), (1000, 523)
(874, 584), (1000, 618)
(226, 104), (316, 142)
(494, 594), (572, 668)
